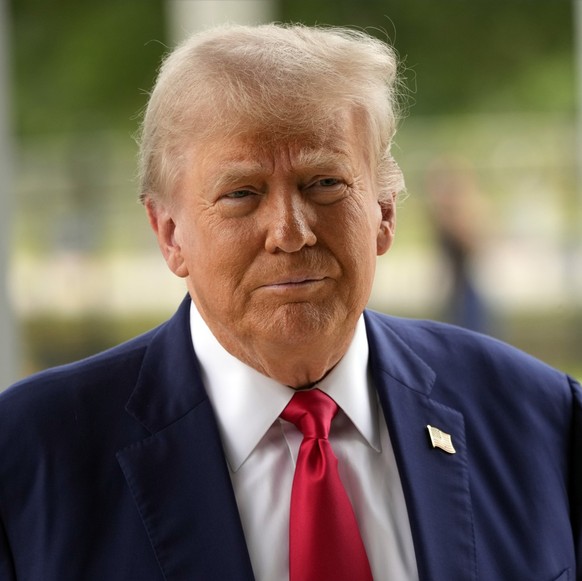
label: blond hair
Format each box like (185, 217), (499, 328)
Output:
(138, 23), (404, 204)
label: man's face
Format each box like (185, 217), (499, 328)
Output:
(148, 110), (396, 374)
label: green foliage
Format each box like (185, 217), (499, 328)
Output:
(10, 0), (575, 134)
(281, 0), (575, 115)
(10, 0), (167, 135)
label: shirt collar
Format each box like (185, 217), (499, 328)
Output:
(189, 302), (380, 472)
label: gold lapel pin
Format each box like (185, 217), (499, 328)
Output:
(426, 425), (456, 454)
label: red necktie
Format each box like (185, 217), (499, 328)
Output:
(281, 389), (373, 581)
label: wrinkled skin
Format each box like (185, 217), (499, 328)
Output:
(147, 110), (396, 387)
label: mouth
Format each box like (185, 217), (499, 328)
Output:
(267, 276), (325, 287)
(258, 275), (329, 294)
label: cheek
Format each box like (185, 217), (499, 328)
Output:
(322, 207), (380, 305)
(176, 210), (222, 261)
(337, 200), (382, 257)
(182, 216), (257, 287)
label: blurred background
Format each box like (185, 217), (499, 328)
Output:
(1, 0), (580, 388)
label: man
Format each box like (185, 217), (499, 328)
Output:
(0, 23), (580, 581)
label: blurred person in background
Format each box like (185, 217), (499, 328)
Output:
(0, 23), (580, 581)
(425, 154), (490, 333)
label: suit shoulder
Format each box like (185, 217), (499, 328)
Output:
(364, 309), (567, 386)
(0, 326), (159, 418)
(364, 309), (579, 444)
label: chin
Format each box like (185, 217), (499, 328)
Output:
(256, 301), (348, 343)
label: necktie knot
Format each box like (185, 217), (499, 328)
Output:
(281, 389), (338, 440)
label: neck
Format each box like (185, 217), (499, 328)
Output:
(212, 325), (355, 388)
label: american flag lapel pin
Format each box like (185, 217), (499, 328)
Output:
(426, 425), (456, 454)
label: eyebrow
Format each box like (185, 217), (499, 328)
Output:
(295, 146), (352, 168)
(206, 145), (356, 194)
(207, 161), (268, 194)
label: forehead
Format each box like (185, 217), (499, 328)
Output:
(194, 112), (365, 177)
(208, 137), (354, 170)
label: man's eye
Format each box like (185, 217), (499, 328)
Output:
(305, 177), (348, 205)
(225, 189), (254, 199)
(317, 178), (341, 187)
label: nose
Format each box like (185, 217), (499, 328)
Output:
(264, 192), (317, 253)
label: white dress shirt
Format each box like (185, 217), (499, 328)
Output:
(190, 302), (418, 581)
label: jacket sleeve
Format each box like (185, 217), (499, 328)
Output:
(570, 375), (582, 580)
(0, 512), (16, 580)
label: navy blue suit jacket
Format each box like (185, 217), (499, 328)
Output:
(0, 296), (580, 580)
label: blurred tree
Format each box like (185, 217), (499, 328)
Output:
(11, 0), (574, 135)
(281, 0), (574, 115)
(11, 0), (166, 136)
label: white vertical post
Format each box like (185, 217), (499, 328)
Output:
(0, 0), (19, 389)
(573, 2), (582, 306)
(166, 0), (278, 43)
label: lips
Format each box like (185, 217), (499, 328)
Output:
(253, 274), (331, 298)
(251, 253), (337, 292)
(266, 275), (326, 287)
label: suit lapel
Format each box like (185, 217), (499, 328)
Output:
(117, 297), (255, 581)
(365, 312), (477, 581)
(116, 299), (477, 580)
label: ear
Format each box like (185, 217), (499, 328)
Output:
(376, 193), (397, 256)
(145, 197), (189, 278)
